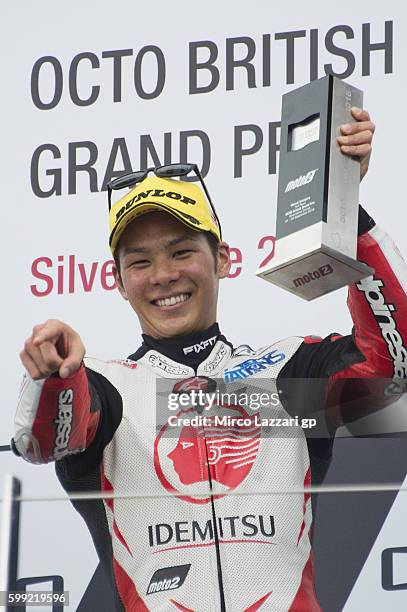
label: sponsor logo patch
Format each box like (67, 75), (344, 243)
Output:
(53, 389), (73, 459)
(223, 350), (286, 382)
(148, 514), (276, 549)
(154, 403), (261, 504)
(356, 275), (407, 395)
(183, 336), (217, 355)
(202, 343), (228, 374)
(146, 564), (191, 595)
(172, 376), (217, 394)
(108, 358), (138, 369)
(148, 354), (190, 376)
(116, 189), (196, 221)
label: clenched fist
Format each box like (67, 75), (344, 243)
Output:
(20, 319), (85, 380)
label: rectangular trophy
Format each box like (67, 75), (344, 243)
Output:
(256, 74), (373, 300)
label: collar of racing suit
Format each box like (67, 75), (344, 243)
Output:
(128, 322), (227, 370)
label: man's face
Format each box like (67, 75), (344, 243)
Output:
(113, 211), (230, 339)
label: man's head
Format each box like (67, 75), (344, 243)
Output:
(109, 175), (230, 339)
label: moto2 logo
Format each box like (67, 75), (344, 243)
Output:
(293, 264), (333, 288)
(183, 336), (216, 355)
(146, 564), (191, 595)
(285, 169), (318, 193)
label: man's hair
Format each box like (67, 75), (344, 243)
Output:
(114, 231), (219, 278)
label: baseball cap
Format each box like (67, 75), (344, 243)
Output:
(109, 175), (221, 255)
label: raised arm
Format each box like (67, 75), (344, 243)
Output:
(278, 109), (407, 427)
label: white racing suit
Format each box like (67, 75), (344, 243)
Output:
(13, 222), (407, 611)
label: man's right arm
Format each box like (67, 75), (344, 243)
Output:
(13, 365), (101, 464)
(13, 320), (100, 464)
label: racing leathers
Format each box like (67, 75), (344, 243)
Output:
(13, 215), (407, 612)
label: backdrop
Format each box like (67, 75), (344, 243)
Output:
(1, 2), (406, 610)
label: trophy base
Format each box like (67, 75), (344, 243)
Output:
(256, 245), (374, 301)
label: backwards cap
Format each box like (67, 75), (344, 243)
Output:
(109, 176), (221, 255)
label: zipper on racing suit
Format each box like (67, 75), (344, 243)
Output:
(203, 429), (227, 612)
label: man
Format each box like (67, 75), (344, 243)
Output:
(14, 108), (407, 611)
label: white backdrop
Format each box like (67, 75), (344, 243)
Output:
(1, 2), (406, 609)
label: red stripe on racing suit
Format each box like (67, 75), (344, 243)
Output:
(13, 364), (99, 463)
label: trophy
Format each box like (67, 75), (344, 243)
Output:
(257, 74), (373, 300)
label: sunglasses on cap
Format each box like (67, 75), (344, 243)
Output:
(107, 163), (222, 239)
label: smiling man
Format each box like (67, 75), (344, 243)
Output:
(13, 109), (407, 611)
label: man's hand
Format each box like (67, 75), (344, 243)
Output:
(337, 107), (375, 181)
(20, 319), (85, 380)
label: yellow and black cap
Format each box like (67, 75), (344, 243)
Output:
(109, 175), (221, 255)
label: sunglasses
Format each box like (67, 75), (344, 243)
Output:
(107, 163), (222, 239)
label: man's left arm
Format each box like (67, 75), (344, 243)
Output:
(278, 109), (407, 428)
(279, 214), (407, 430)
(326, 217), (407, 423)
(328, 108), (407, 423)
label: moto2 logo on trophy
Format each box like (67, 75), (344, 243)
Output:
(285, 169), (318, 193)
(293, 264), (334, 288)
